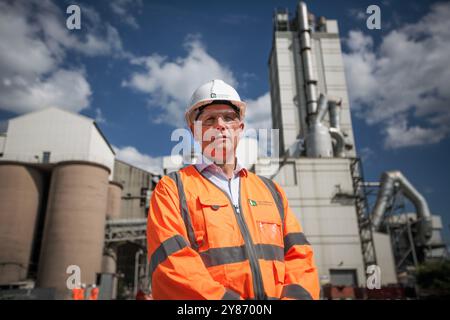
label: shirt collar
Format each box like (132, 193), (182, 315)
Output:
(195, 155), (248, 177)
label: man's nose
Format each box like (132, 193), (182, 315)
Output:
(214, 117), (227, 130)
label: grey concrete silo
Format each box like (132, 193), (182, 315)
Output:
(37, 161), (109, 299)
(0, 163), (44, 284)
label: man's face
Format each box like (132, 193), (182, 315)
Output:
(191, 104), (244, 165)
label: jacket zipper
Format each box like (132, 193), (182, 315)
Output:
(195, 167), (266, 300)
(234, 179), (266, 300)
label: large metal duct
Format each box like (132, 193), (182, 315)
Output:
(305, 94), (333, 157)
(315, 93), (329, 124)
(37, 161), (109, 299)
(328, 98), (346, 157)
(371, 171), (432, 245)
(106, 181), (122, 220)
(0, 163), (44, 284)
(328, 98), (342, 130)
(329, 128), (345, 158)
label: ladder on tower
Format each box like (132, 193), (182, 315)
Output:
(350, 157), (377, 271)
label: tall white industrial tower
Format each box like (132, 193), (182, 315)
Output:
(258, 2), (399, 288)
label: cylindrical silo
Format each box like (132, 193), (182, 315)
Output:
(37, 161), (109, 299)
(0, 163), (44, 284)
(106, 181), (122, 220)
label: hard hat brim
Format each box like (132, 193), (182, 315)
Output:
(185, 99), (246, 126)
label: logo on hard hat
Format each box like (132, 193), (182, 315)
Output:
(211, 93), (216, 98)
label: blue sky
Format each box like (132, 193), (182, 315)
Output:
(0, 0), (449, 245)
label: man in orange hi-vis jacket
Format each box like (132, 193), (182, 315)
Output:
(88, 284), (99, 300)
(147, 79), (320, 300)
(72, 283), (85, 300)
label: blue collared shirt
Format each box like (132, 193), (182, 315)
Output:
(195, 156), (247, 208)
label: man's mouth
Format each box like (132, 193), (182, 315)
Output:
(211, 135), (229, 141)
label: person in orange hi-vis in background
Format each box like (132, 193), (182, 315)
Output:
(147, 79), (320, 300)
(72, 283), (85, 300)
(88, 284), (99, 300)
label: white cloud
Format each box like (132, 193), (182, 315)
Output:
(348, 8), (367, 22)
(95, 108), (106, 124)
(343, 2), (450, 149)
(244, 92), (272, 132)
(1, 69), (91, 114)
(110, 0), (143, 29)
(123, 35), (237, 127)
(113, 145), (163, 175)
(241, 92), (279, 162)
(384, 117), (447, 149)
(0, 0), (125, 115)
(359, 146), (374, 162)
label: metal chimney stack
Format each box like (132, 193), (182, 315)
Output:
(298, 2), (333, 158)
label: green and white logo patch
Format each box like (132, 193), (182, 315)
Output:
(249, 199), (257, 206)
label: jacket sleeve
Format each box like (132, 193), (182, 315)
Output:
(274, 182), (321, 300)
(147, 176), (242, 300)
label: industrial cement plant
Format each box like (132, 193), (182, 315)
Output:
(0, 1), (448, 300)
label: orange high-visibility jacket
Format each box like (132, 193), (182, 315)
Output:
(72, 288), (85, 300)
(89, 287), (99, 300)
(147, 165), (320, 300)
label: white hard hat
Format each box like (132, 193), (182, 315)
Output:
(185, 79), (246, 126)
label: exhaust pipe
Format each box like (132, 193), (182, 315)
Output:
(298, 1), (318, 117)
(371, 171), (432, 246)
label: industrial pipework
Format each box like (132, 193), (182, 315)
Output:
(298, 2), (347, 158)
(298, 2), (332, 158)
(371, 171), (432, 246)
(298, 1), (318, 118)
(328, 97), (346, 158)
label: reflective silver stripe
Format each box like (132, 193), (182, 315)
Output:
(221, 289), (241, 300)
(167, 171), (198, 251)
(200, 244), (284, 267)
(258, 175), (285, 224)
(284, 232), (310, 255)
(256, 244), (284, 262)
(281, 284), (313, 300)
(149, 235), (188, 275)
(200, 245), (246, 267)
